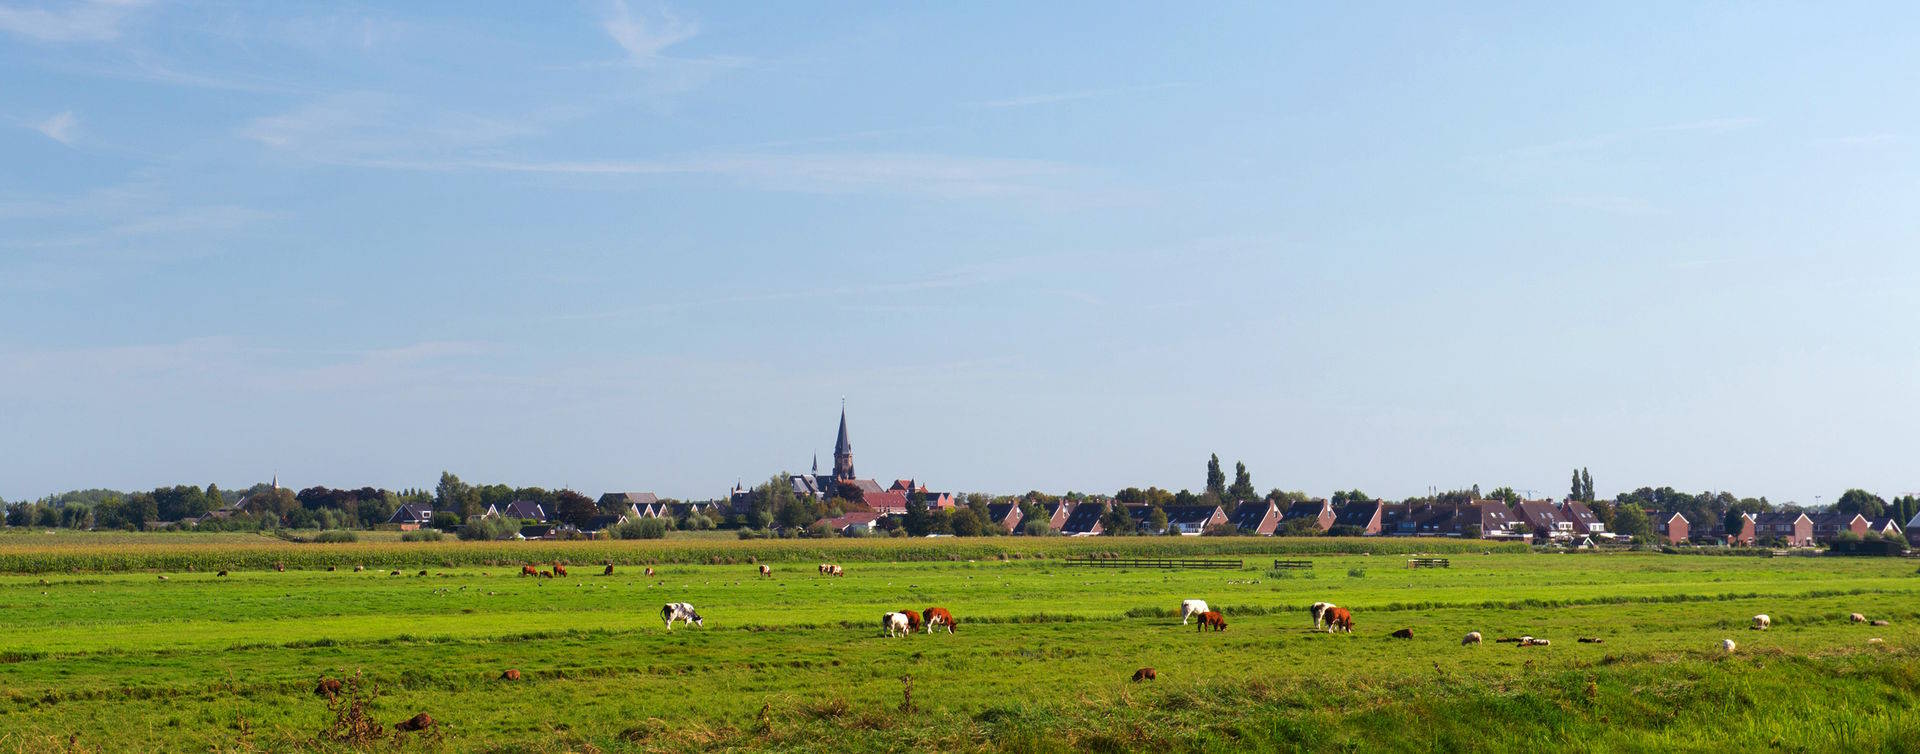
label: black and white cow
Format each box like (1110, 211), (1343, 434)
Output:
(662, 602), (704, 631)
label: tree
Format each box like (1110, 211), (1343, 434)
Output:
(1100, 504), (1136, 536)
(1280, 517), (1322, 537)
(1570, 469), (1583, 502)
(1205, 455), (1226, 498)
(435, 472), (472, 516)
(1227, 462), (1257, 504)
(1611, 503), (1652, 541)
(1021, 519), (1051, 537)
(1833, 489), (1887, 519)
(904, 495), (931, 537)
(1581, 468), (1595, 502)
(1147, 505), (1169, 535)
(1488, 486), (1521, 506)
(950, 507), (985, 537)
(1330, 490), (1371, 507)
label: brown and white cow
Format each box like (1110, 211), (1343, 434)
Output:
(1326, 607), (1353, 633)
(924, 607), (956, 634)
(759, 565), (773, 578)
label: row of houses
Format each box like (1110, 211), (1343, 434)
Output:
(809, 495), (1914, 547)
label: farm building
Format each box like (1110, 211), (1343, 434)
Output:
(386, 504), (434, 531)
(821, 511), (883, 535)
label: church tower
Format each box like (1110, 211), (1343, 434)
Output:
(832, 403), (855, 481)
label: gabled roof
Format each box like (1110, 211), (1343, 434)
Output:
(387, 504), (434, 524)
(1811, 511), (1866, 526)
(1229, 501), (1278, 530)
(1754, 511), (1811, 527)
(1333, 501), (1381, 527)
(1060, 504), (1106, 533)
(847, 479), (885, 494)
(502, 500), (548, 521)
(823, 511), (882, 530)
(1560, 500), (1601, 526)
(986, 503), (1020, 523)
(1282, 500), (1330, 520)
(1163, 505), (1223, 526)
(862, 490), (909, 513)
(1515, 500), (1569, 527)
(580, 514), (626, 532)
(600, 492), (658, 507)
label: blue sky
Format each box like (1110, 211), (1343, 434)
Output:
(2, 2), (1917, 504)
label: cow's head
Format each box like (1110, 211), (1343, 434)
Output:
(690, 611), (704, 627)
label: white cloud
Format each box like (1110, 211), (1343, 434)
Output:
(970, 83), (1188, 109)
(29, 110), (77, 144)
(0, 0), (146, 42)
(602, 1), (697, 64)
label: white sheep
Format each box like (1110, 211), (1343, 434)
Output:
(1751, 614), (1770, 630)
(1722, 638), (1736, 653)
(1462, 631), (1482, 646)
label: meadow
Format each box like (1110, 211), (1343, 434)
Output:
(0, 537), (1914, 752)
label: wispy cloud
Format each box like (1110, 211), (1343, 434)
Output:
(969, 82), (1188, 109)
(0, 0), (147, 42)
(1505, 116), (1760, 160)
(27, 110), (77, 144)
(238, 92), (543, 161)
(602, 1), (698, 64)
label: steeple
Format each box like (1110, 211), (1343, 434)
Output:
(832, 401), (855, 481)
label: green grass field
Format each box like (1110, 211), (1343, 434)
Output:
(0, 539), (1914, 752)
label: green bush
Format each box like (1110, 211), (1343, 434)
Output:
(400, 529), (443, 542)
(613, 518), (670, 540)
(458, 517), (515, 541)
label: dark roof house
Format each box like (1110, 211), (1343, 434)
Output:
(501, 500), (549, 522)
(386, 504), (434, 529)
(1229, 501), (1282, 535)
(987, 503), (1023, 533)
(1332, 501), (1383, 535)
(1280, 499), (1334, 533)
(1060, 503), (1107, 536)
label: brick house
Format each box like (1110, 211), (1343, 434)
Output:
(1059, 503), (1106, 536)
(1280, 499), (1334, 533)
(386, 504), (434, 531)
(1754, 511), (1814, 547)
(1229, 501), (1282, 535)
(1647, 511), (1690, 545)
(1515, 500), (1575, 543)
(1332, 501), (1383, 535)
(986, 503), (1023, 534)
(1811, 512), (1868, 543)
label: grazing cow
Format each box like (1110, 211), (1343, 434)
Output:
(644, 567), (655, 576)
(538, 570), (552, 579)
(1851, 613), (1867, 623)
(217, 571), (228, 577)
(314, 677), (342, 700)
(1390, 628), (1414, 639)
(901, 609), (923, 632)
(819, 563), (832, 575)
(417, 570), (428, 577)
(500, 669), (521, 681)
(1462, 631), (1482, 646)
(1519, 637), (1551, 647)
(1197, 611), (1227, 632)
(553, 564), (567, 578)
(157, 575), (168, 581)
(883, 612), (911, 638)
(602, 564), (614, 576)
(1326, 607), (1353, 634)
(1132, 667), (1157, 682)
(924, 607), (956, 634)
(1722, 638), (1736, 653)
(829, 565), (843, 577)
(1871, 619), (1891, 627)
(1751, 614), (1771, 630)
(662, 602), (704, 631)
(759, 565), (773, 578)
(354, 565), (365, 572)
(1578, 637), (1604, 644)
(275, 562), (285, 573)
(394, 713), (434, 733)
(389, 570), (401, 577)
(1180, 599), (1211, 625)
(521, 565), (538, 577)
(327, 566), (337, 572)
(1310, 602), (1336, 630)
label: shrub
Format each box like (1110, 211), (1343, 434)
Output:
(1021, 520), (1052, 537)
(1347, 567), (1366, 578)
(614, 518), (670, 540)
(400, 529), (443, 542)
(459, 517), (515, 541)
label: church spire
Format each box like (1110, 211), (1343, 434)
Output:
(832, 401), (855, 480)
